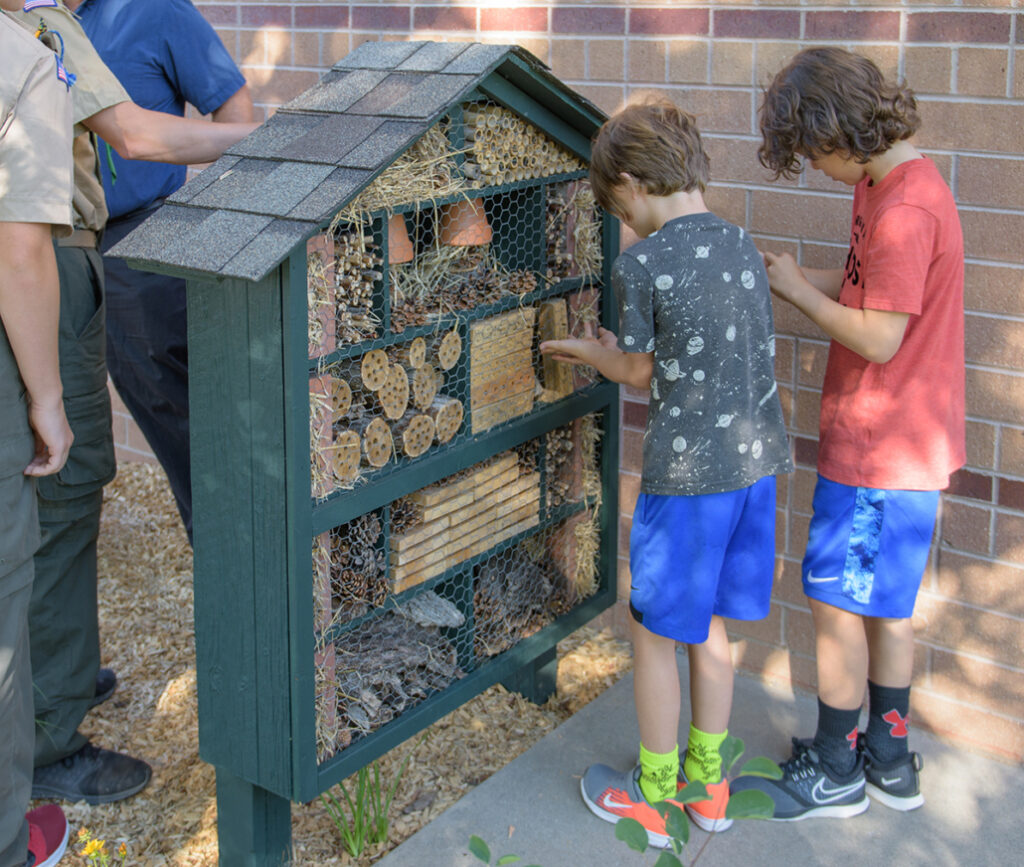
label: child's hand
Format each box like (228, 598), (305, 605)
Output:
(540, 321), (614, 365)
(762, 251), (807, 303)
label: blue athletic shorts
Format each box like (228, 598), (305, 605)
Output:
(628, 476), (777, 644)
(802, 475), (939, 618)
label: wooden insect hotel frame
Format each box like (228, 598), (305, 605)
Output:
(112, 41), (619, 865)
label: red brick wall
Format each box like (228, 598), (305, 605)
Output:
(112, 2), (1024, 761)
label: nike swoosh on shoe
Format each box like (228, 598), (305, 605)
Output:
(811, 777), (865, 804)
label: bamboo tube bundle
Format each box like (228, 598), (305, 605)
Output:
(393, 410), (435, 459)
(463, 102), (584, 186)
(428, 395), (463, 444)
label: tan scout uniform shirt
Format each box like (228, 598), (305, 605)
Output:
(12, 2), (128, 232)
(0, 12), (73, 235)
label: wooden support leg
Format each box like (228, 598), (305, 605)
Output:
(501, 645), (557, 705)
(215, 767), (292, 866)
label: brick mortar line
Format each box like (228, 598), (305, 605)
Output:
(909, 683), (1024, 725)
(916, 640), (1024, 675)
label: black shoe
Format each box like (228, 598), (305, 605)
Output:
(860, 737), (924, 811)
(730, 737), (868, 821)
(88, 668), (117, 710)
(32, 742), (152, 805)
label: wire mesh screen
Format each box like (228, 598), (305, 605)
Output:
(312, 414), (604, 763)
(307, 99), (604, 501)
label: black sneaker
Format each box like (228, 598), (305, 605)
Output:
(730, 738), (869, 821)
(88, 668), (117, 710)
(32, 742), (151, 805)
(860, 738), (924, 811)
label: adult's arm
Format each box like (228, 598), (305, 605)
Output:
(83, 99), (257, 165)
(211, 84), (254, 123)
(0, 222), (73, 475)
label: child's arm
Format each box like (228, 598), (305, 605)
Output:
(540, 324), (653, 391)
(799, 267), (844, 300)
(764, 251), (908, 363)
(0, 222), (74, 476)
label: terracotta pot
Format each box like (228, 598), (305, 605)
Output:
(439, 198), (492, 246)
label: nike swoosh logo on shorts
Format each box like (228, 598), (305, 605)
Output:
(806, 573), (838, 584)
(600, 792), (635, 811)
(811, 777), (864, 804)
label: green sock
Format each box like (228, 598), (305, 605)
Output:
(683, 724), (727, 784)
(638, 742), (679, 804)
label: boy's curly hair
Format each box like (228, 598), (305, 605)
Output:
(590, 95), (709, 217)
(758, 47), (920, 179)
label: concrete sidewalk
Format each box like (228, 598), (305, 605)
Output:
(377, 655), (1023, 866)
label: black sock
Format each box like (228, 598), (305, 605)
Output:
(865, 681), (911, 763)
(811, 698), (861, 778)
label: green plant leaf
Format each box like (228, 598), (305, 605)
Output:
(672, 780), (710, 804)
(737, 756), (783, 780)
(468, 835), (491, 863)
(718, 734), (745, 774)
(724, 788), (776, 820)
(496, 856), (522, 865)
(614, 818), (649, 853)
(659, 802), (690, 846)
(653, 852), (685, 867)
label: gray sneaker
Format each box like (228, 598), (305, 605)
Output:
(730, 738), (869, 821)
(32, 742), (151, 805)
(861, 740), (924, 811)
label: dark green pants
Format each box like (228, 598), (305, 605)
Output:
(1, 309), (39, 864)
(31, 244), (116, 767)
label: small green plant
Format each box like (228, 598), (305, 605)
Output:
(76, 828), (128, 865)
(614, 734), (781, 866)
(468, 835), (541, 867)
(320, 752), (413, 857)
(468, 736), (780, 867)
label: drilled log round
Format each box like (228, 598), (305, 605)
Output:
(392, 336), (426, 370)
(328, 376), (352, 418)
(332, 430), (361, 485)
(393, 412), (435, 458)
(354, 416), (392, 467)
(378, 363), (410, 420)
(411, 365), (442, 411)
(428, 395), (463, 444)
(359, 349), (390, 391)
(431, 330), (462, 371)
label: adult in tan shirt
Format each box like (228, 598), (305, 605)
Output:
(1, 5), (75, 864)
(7, 0), (256, 807)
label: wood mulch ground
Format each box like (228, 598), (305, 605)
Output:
(57, 462), (632, 865)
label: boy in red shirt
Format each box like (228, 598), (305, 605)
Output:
(731, 47), (965, 819)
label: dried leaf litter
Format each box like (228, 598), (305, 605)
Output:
(55, 462), (631, 865)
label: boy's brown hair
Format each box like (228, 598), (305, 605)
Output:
(759, 47), (920, 179)
(590, 95), (709, 217)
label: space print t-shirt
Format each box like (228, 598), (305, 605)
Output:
(615, 212), (792, 495)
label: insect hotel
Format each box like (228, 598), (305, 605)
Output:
(111, 41), (619, 864)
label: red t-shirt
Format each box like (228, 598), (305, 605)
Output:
(818, 158), (965, 491)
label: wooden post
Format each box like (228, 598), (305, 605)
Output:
(215, 767), (292, 866)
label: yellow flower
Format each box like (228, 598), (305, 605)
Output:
(81, 838), (105, 858)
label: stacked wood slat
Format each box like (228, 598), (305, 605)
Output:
(469, 308), (537, 434)
(389, 452), (541, 594)
(462, 103), (584, 187)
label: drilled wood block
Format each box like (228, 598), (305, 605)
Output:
(537, 299), (573, 398)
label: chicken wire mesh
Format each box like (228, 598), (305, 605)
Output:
(312, 414), (604, 763)
(306, 99), (605, 501)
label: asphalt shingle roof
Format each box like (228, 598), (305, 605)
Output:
(110, 40), (604, 282)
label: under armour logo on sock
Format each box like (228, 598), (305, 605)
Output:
(846, 726), (859, 750)
(882, 709), (909, 738)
